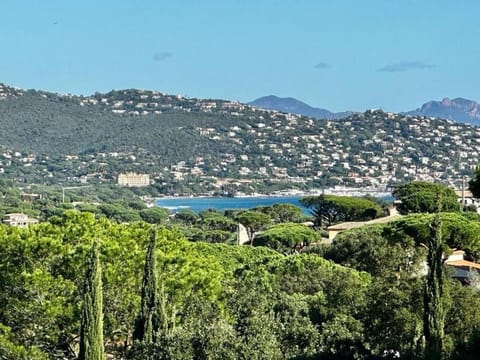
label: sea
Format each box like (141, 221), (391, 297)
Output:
(155, 196), (310, 214)
(155, 193), (394, 214)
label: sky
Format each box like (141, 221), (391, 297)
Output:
(1, 0), (479, 112)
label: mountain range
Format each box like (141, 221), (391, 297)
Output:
(405, 97), (480, 126)
(249, 95), (480, 126)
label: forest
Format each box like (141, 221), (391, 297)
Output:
(1, 181), (480, 359)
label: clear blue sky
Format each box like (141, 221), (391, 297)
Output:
(1, 0), (479, 112)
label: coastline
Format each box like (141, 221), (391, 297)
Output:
(154, 188), (392, 201)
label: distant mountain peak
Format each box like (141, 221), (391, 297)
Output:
(248, 95), (351, 119)
(440, 97), (452, 106)
(408, 97), (480, 125)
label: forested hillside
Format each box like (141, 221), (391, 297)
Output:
(0, 88), (242, 160)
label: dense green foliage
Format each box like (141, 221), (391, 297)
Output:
(387, 213), (480, 259)
(392, 181), (460, 214)
(254, 222), (320, 253)
(0, 211), (374, 359)
(133, 230), (160, 345)
(235, 210), (272, 243)
(253, 203), (304, 223)
(79, 241), (105, 360)
(300, 194), (383, 226)
(1, 181), (480, 359)
(0, 90), (243, 160)
(423, 210), (445, 360)
(322, 210), (480, 359)
(323, 224), (425, 277)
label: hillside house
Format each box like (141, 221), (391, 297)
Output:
(445, 250), (480, 286)
(327, 211), (401, 242)
(456, 190), (480, 213)
(3, 213), (38, 228)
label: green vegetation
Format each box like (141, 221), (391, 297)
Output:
(235, 210), (272, 244)
(131, 230), (161, 359)
(424, 205), (445, 360)
(79, 241), (105, 360)
(300, 194), (383, 226)
(1, 180), (480, 359)
(253, 203), (304, 223)
(393, 181), (460, 214)
(254, 222), (320, 253)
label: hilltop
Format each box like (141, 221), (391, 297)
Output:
(248, 95), (351, 119)
(249, 94), (480, 126)
(0, 83), (479, 193)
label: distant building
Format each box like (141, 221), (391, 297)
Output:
(455, 190), (480, 213)
(117, 172), (150, 187)
(20, 192), (42, 202)
(445, 250), (480, 286)
(327, 213), (402, 242)
(3, 213), (38, 228)
(237, 223), (250, 245)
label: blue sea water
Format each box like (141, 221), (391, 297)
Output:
(155, 196), (310, 214)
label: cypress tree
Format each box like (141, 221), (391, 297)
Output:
(79, 240), (105, 360)
(133, 228), (160, 344)
(423, 194), (445, 360)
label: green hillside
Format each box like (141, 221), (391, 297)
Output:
(0, 84), (478, 191)
(0, 89), (244, 160)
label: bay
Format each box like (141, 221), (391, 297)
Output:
(155, 196), (310, 214)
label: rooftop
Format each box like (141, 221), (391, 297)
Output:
(327, 214), (402, 231)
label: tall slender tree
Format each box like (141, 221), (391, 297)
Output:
(79, 240), (105, 360)
(133, 228), (160, 344)
(423, 194), (445, 360)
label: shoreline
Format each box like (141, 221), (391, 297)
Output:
(154, 189), (393, 201)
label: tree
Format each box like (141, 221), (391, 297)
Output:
(254, 223), (319, 253)
(0, 324), (48, 360)
(133, 229), (160, 345)
(386, 213), (480, 259)
(300, 195), (382, 227)
(227, 268), (282, 360)
(269, 255), (371, 359)
(98, 203), (142, 223)
(392, 181), (460, 215)
(139, 208), (170, 224)
(254, 203), (303, 223)
(323, 224), (425, 278)
(423, 198), (446, 360)
(235, 211), (271, 245)
(468, 165), (480, 199)
(174, 209), (199, 225)
(199, 212), (236, 232)
(203, 230), (232, 243)
(444, 279), (480, 359)
(130, 229), (164, 360)
(363, 276), (424, 358)
(79, 241), (105, 360)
